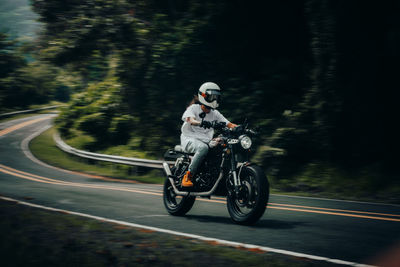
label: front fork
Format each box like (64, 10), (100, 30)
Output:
(228, 146), (242, 196)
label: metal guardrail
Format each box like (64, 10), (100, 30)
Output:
(53, 132), (173, 169)
(0, 105), (62, 118)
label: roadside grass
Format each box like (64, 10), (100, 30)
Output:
(0, 199), (338, 267)
(29, 127), (164, 184)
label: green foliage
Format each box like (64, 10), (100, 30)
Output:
(77, 112), (109, 138)
(108, 115), (135, 143)
(0, 36), (61, 110)
(0, 30), (73, 112)
(56, 76), (137, 147)
(0, 33), (25, 77)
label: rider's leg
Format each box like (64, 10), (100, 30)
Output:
(187, 139), (209, 174)
(182, 139), (209, 187)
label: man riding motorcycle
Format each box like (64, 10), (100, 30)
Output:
(180, 82), (237, 187)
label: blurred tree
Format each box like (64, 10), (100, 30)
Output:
(0, 32), (26, 111)
(0, 61), (58, 109)
(0, 32), (71, 111)
(0, 32), (25, 78)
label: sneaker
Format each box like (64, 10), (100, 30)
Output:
(181, 171), (193, 187)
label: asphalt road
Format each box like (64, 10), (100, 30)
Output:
(1, 114), (399, 266)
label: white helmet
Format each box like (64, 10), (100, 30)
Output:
(198, 82), (221, 109)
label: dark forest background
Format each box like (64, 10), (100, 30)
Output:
(1, 0), (399, 199)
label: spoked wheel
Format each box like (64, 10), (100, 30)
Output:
(163, 177), (196, 216)
(227, 165), (269, 225)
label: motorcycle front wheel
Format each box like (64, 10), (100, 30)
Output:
(227, 165), (269, 225)
(163, 177), (196, 216)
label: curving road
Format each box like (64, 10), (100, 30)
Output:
(1, 114), (399, 266)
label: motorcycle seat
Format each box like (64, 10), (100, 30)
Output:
(174, 145), (194, 156)
(174, 145), (184, 152)
(164, 146), (193, 160)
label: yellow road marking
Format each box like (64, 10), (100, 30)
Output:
(207, 196), (400, 219)
(267, 206), (400, 222)
(0, 116), (51, 137)
(1, 163), (399, 222)
(0, 164), (161, 197)
(269, 202), (400, 218)
(199, 197), (400, 222)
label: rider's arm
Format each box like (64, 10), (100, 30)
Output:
(213, 109), (237, 129)
(186, 117), (201, 126)
(187, 116), (236, 128)
(227, 122), (237, 128)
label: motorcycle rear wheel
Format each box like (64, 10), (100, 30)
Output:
(163, 177), (196, 216)
(227, 165), (269, 225)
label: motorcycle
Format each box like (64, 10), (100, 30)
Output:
(162, 119), (269, 225)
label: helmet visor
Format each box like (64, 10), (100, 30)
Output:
(204, 89), (221, 103)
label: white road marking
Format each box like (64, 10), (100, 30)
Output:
(0, 196), (375, 267)
(20, 118), (59, 170)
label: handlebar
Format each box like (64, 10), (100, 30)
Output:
(199, 119), (258, 136)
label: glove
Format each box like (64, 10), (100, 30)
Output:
(200, 120), (212, 129)
(213, 121), (226, 130)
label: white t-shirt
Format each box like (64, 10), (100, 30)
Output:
(180, 104), (230, 144)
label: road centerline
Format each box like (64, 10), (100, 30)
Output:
(0, 115), (54, 137)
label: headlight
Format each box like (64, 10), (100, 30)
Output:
(239, 135), (252, 149)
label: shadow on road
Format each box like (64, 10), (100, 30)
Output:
(254, 219), (306, 229)
(186, 214), (305, 229)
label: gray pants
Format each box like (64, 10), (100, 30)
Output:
(181, 137), (209, 174)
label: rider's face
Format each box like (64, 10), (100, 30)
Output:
(201, 105), (211, 113)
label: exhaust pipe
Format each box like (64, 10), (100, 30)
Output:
(169, 173), (224, 197)
(163, 159), (226, 197)
(162, 162), (172, 177)
(163, 162), (189, 196)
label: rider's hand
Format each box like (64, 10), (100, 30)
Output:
(200, 120), (212, 129)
